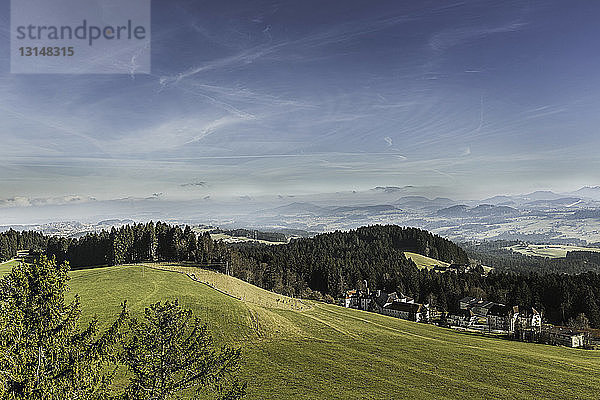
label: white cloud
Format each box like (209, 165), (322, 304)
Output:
(0, 195), (94, 209)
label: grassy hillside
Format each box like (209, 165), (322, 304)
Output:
(508, 244), (600, 258)
(209, 233), (286, 245)
(52, 263), (600, 399)
(0, 259), (21, 277)
(405, 252), (494, 274)
(404, 251), (450, 270)
(150, 263), (309, 311)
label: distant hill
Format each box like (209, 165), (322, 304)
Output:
(268, 202), (398, 217)
(481, 191), (585, 207)
(480, 195), (515, 206)
(571, 186), (600, 200)
(270, 202), (328, 215)
(235, 224), (469, 296)
(524, 197), (582, 207)
(330, 204), (397, 213)
(523, 190), (564, 201)
(96, 219), (135, 226)
(394, 196), (455, 210)
(437, 204), (518, 217)
(436, 205), (469, 217)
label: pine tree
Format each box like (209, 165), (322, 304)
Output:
(0, 256), (127, 399)
(183, 226), (198, 261)
(145, 222), (158, 261)
(121, 300), (246, 400)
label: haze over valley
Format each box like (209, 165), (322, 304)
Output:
(4, 185), (600, 246)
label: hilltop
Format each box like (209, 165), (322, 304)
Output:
(234, 224), (469, 297)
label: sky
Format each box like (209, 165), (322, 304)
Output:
(1, 0), (600, 216)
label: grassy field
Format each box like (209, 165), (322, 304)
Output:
(404, 251), (450, 270)
(209, 233), (287, 245)
(193, 225), (286, 245)
(404, 252), (493, 274)
(150, 263), (310, 311)
(508, 244), (600, 258)
(47, 263), (598, 399)
(0, 259), (21, 277)
(1, 260), (598, 398)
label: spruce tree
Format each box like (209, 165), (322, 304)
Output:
(121, 300), (246, 400)
(0, 256), (127, 399)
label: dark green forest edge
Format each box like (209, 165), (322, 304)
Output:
(2, 224), (600, 328)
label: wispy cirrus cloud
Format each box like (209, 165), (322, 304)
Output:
(1, 0), (597, 210)
(429, 21), (527, 52)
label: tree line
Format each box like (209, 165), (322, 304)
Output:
(45, 222), (230, 268)
(3, 223), (600, 328)
(0, 230), (47, 262)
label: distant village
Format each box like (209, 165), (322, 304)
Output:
(340, 281), (600, 349)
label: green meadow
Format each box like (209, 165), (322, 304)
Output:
(0, 259), (21, 277)
(404, 252), (493, 274)
(1, 262), (599, 399)
(404, 251), (450, 270)
(508, 244), (600, 258)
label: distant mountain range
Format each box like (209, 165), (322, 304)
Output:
(436, 204), (519, 218)
(247, 185), (600, 244)
(3, 185), (600, 244)
(571, 186), (600, 200)
(394, 196), (455, 210)
(481, 188), (600, 207)
(268, 202), (399, 217)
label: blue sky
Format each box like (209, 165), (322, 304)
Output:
(1, 0), (600, 210)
